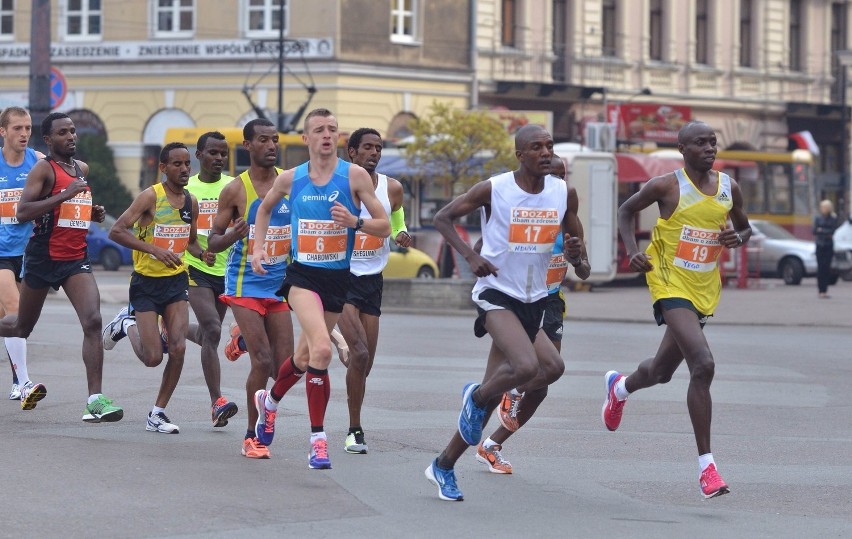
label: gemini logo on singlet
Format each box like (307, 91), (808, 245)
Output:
(302, 190), (340, 203)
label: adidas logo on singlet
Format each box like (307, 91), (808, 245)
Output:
(718, 191), (730, 201)
(277, 205), (289, 214)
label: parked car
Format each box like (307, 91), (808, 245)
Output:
(87, 214), (133, 271)
(384, 243), (439, 279)
(831, 217), (852, 281)
(747, 219), (851, 285)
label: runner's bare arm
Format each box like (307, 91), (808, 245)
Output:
(207, 179), (248, 253)
(332, 166), (389, 237)
(564, 187), (590, 280)
(617, 174), (673, 272)
(434, 180), (497, 277)
(186, 195), (203, 259)
(251, 169), (293, 274)
(719, 178), (753, 249)
(16, 160), (88, 222)
(109, 188), (181, 268)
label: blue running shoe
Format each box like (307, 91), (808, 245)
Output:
(458, 382), (486, 446)
(425, 459), (463, 501)
(254, 389), (276, 446)
(309, 437), (331, 469)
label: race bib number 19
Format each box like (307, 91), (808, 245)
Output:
(296, 219), (347, 263)
(58, 191), (93, 229)
(508, 207), (560, 253)
(0, 188), (22, 224)
(674, 225), (722, 272)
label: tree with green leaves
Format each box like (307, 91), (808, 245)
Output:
(404, 102), (516, 196)
(74, 134), (133, 217)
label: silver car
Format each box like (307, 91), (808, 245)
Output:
(745, 220), (852, 285)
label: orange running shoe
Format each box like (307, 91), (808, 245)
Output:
(475, 442), (512, 474)
(224, 322), (246, 361)
(241, 437), (270, 459)
(498, 390), (524, 432)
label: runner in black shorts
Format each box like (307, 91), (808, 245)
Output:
(129, 272), (189, 314)
(0, 257), (23, 282)
(345, 272), (383, 317)
(187, 265), (225, 297)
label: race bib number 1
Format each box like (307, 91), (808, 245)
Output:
(150, 223), (191, 258)
(673, 225), (723, 272)
(0, 188), (22, 225)
(57, 191), (93, 229)
(296, 219), (347, 263)
(508, 207), (561, 253)
(196, 200), (218, 236)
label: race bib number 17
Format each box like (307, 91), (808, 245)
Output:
(508, 207), (560, 253)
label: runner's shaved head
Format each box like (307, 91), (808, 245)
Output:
(677, 121), (713, 145)
(514, 124), (549, 151)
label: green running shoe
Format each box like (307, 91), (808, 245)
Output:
(82, 395), (124, 423)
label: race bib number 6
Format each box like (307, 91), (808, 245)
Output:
(673, 225), (723, 272)
(296, 219), (347, 263)
(508, 207), (561, 253)
(58, 191), (93, 229)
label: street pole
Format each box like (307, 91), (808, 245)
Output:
(28, 0), (51, 153)
(276, 0), (285, 133)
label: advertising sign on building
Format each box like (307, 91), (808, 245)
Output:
(606, 103), (692, 144)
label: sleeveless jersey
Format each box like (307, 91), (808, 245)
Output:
(27, 158), (92, 261)
(645, 169), (734, 315)
(350, 173), (392, 277)
(185, 173), (233, 277)
(224, 170), (290, 299)
(0, 147), (38, 256)
(472, 171), (568, 303)
(290, 159), (357, 270)
(132, 182), (192, 277)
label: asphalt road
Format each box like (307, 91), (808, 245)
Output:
(0, 272), (849, 538)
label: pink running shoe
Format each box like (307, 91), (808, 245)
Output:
(601, 370), (626, 431)
(699, 463), (730, 499)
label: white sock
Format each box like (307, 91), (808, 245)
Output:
(698, 453), (715, 474)
(614, 377), (630, 401)
(5, 337), (28, 385)
(264, 393), (279, 411)
(310, 431), (327, 443)
(121, 318), (137, 333)
(483, 437), (498, 449)
(88, 393), (102, 405)
(151, 406), (166, 416)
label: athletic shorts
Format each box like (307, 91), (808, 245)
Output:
(219, 295), (290, 316)
(473, 288), (547, 343)
(653, 297), (710, 329)
(129, 271), (189, 315)
(188, 265), (225, 298)
(542, 290), (566, 342)
(278, 261), (350, 314)
(23, 255), (92, 291)
(0, 256), (24, 283)
(345, 272), (383, 317)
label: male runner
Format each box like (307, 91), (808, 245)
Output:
(333, 127), (411, 454)
(104, 142), (198, 433)
(603, 120), (751, 499)
(0, 112), (123, 421)
(251, 108), (390, 470)
(207, 118), (293, 459)
(0, 106), (43, 401)
(475, 155), (590, 474)
(424, 125), (581, 501)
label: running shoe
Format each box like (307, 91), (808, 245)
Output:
(344, 430), (368, 454)
(82, 395), (124, 423)
(212, 396), (238, 427)
(146, 411), (179, 433)
(103, 306), (132, 351)
(241, 437), (270, 459)
(224, 322), (246, 361)
(699, 463), (730, 499)
(602, 370), (626, 431)
(8, 383), (21, 400)
(19, 381), (46, 411)
(475, 442), (513, 474)
(425, 458), (463, 501)
(158, 316), (169, 354)
(254, 389), (276, 445)
(309, 437), (331, 469)
(498, 390), (524, 432)
(458, 382), (487, 446)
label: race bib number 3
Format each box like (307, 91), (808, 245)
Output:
(247, 224), (291, 265)
(150, 223), (191, 258)
(296, 219), (347, 263)
(352, 231), (385, 260)
(508, 207), (560, 253)
(196, 200), (218, 236)
(547, 253), (569, 292)
(0, 188), (23, 224)
(58, 191), (93, 229)
(673, 225), (723, 272)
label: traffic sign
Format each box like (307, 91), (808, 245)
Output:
(50, 66), (67, 108)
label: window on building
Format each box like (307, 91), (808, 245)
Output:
(154, 0), (194, 37)
(602, 0), (616, 56)
(0, 0), (13, 39)
(66, 0), (102, 40)
(649, 0), (663, 61)
(695, 0), (709, 64)
(739, 0), (753, 67)
(391, 0), (417, 43)
(789, 0), (803, 71)
(831, 2), (847, 102)
(552, 0), (567, 81)
(501, 0), (516, 47)
(245, 0), (286, 37)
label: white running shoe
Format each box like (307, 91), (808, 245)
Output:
(146, 411), (179, 434)
(103, 306), (133, 351)
(8, 383), (21, 400)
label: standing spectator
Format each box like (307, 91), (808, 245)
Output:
(814, 199), (838, 299)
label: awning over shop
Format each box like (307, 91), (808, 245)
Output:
(615, 153), (683, 183)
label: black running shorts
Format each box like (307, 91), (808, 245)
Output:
(473, 288), (547, 343)
(345, 272), (383, 317)
(129, 271), (189, 315)
(277, 261), (350, 314)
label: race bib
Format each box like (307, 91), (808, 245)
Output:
(196, 199), (218, 236)
(57, 191), (93, 229)
(352, 231), (385, 260)
(0, 188), (22, 224)
(296, 219), (347, 263)
(150, 222), (191, 258)
(247, 224), (291, 266)
(547, 252), (569, 292)
(508, 207), (561, 253)
(673, 225), (723, 272)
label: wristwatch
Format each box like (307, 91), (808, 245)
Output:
(735, 232), (743, 245)
(354, 217), (364, 231)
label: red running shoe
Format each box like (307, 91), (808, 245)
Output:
(699, 463), (730, 499)
(601, 370), (626, 431)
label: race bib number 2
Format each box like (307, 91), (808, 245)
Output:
(296, 219), (347, 263)
(508, 207), (561, 253)
(673, 225), (723, 272)
(150, 223), (191, 258)
(58, 191), (93, 229)
(0, 188), (23, 225)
